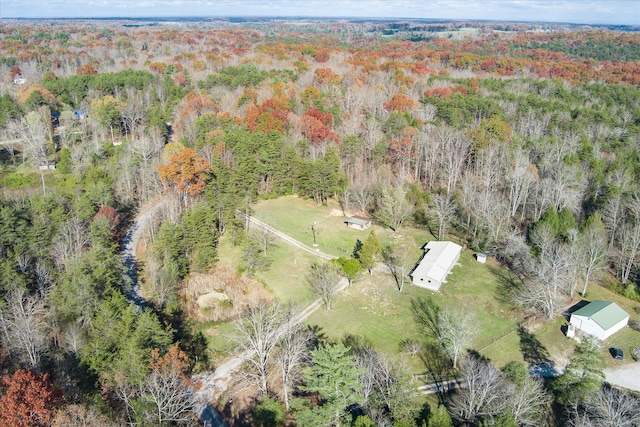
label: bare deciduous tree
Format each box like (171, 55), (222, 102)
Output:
(114, 155), (138, 206)
(51, 216), (89, 270)
(139, 368), (196, 425)
(615, 221), (640, 285)
(52, 404), (113, 427)
(351, 182), (375, 214)
(137, 161), (165, 204)
(376, 185), (414, 231)
(412, 297), (477, 367)
(57, 110), (78, 149)
(449, 355), (508, 424)
(542, 162), (586, 216)
(355, 347), (420, 426)
(276, 306), (310, 411)
(0, 288), (49, 368)
(34, 260), (52, 296)
(233, 303), (283, 395)
(8, 112), (48, 163)
(430, 193), (455, 241)
(382, 242), (416, 292)
(505, 374), (551, 427)
(568, 387), (640, 427)
(121, 96), (146, 137)
(339, 188), (352, 216)
(307, 261), (342, 310)
(438, 307), (478, 368)
(602, 191), (625, 252)
(416, 127), (439, 190)
(506, 147), (537, 219)
(578, 216), (608, 296)
(250, 218), (276, 257)
(130, 130), (163, 166)
(115, 347), (196, 425)
(62, 322), (85, 355)
(433, 125), (469, 197)
(515, 241), (573, 319)
(530, 223), (556, 265)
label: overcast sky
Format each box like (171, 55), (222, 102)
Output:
(1, 0), (638, 26)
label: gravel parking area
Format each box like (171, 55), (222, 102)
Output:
(604, 363), (640, 391)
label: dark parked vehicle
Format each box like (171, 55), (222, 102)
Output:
(610, 347), (624, 360)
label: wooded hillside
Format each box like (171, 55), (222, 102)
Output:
(0, 19), (639, 426)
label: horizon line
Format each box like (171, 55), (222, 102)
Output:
(2, 15), (636, 28)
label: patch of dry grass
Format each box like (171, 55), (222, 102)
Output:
(181, 265), (274, 322)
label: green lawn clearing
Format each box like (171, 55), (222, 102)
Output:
(201, 320), (239, 366)
(217, 225), (320, 305)
(254, 196), (525, 371)
(253, 240), (317, 305)
(306, 249), (521, 373)
(253, 195), (436, 258)
(214, 195), (640, 376)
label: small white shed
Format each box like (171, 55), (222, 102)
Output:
(345, 216), (371, 230)
(569, 300), (629, 341)
(410, 241), (462, 291)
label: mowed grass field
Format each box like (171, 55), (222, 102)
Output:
(252, 195), (435, 257)
(253, 196), (524, 370)
(206, 195), (640, 373)
(305, 250), (522, 370)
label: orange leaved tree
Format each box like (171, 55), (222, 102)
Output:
(0, 369), (65, 427)
(157, 147), (212, 206)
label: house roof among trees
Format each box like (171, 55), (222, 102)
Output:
(572, 300), (629, 330)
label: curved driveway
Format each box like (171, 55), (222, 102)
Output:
(125, 205), (346, 426)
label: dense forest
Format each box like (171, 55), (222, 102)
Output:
(0, 18), (639, 426)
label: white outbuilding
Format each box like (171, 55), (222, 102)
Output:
(410, 241), (462, 291)
(569, 300), (629, 341)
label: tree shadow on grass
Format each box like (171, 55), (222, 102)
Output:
(488, 264), (523, 306)
(518, 326), (557, 377)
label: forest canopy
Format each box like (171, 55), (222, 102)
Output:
(0, 18), (639, 426)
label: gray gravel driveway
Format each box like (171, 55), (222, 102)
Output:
(604, 363), (640, 391)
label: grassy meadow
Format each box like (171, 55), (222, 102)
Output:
(253, 196), (524, 370)
(202, 195), (640, 374)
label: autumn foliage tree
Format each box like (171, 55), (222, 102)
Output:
(9, 66), (22, 80)
(0, 369), (65, 427)
(158, 148), (212, 204)
(93, 206), (120, 234)
(299, 107), (339, 145)
(76, 64), (98, 75)
(245, 98), (290, 133)
(466, 115), (512, 152)
(384, 93), (417, 113)
(314, 67), (341, 86)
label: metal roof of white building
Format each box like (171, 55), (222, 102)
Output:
(412, 241), (462, 283)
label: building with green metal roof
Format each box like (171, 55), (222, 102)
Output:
(345, 215), (371, 230)
(569, 300), (629, 340)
